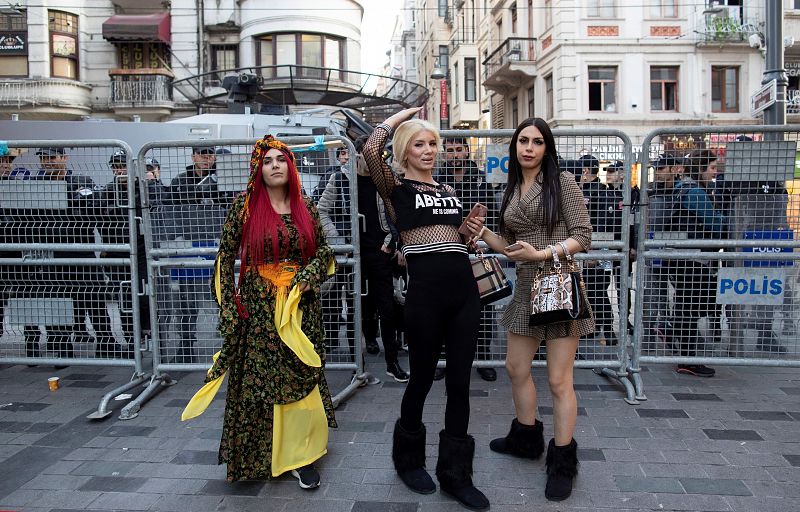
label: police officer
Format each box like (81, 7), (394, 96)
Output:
(435, 137), (497, 381)
(96, 149), (156, 358)
(313, 147), (349, 202)
(580, 154), (617, 345)
(166, 145), (218, 204)
(164, 145), (220, 363)
(0, 148), (25, 340)
(21, 147), (113, 365)
(645, 154), (683, 348)
(604, 160), (634, 341)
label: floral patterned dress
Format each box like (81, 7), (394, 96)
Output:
(207, 194), (337, 482)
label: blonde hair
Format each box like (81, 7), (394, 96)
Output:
(392, 119), (441, 170)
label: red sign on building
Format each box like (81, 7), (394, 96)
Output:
(440, 79), (448, 120)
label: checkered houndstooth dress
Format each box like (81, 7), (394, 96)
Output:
(499, 171), (596, 340)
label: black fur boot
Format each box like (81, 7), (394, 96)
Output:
(436, 430), (490, 511)
(489, 418), (544, 459)
(392, 419), (436, 494)
(545, 438), (578, 501)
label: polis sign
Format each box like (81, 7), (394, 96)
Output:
(716, 268), (785, 306)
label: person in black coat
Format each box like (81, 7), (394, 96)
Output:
(436, 137), (497, 381)
(18, 147), (113, 365)
(579, 154), (617, 345)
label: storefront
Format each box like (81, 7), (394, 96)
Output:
(787, 60), (799, 114)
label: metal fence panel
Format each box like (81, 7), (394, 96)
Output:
(0, 139), (153, 419)
(632, 125), (800, 399)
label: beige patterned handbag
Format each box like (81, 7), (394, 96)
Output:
(529, 242), (589, 327)
(470, 241), (513, 305)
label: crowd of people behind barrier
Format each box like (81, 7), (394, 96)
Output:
(0, 127), (796, 372)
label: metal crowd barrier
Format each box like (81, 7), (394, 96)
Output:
(632, 125), (800, 400)
(0, 139), (153, 419)
(439, 129), (639, 403)
(135, 135), (367, 413)
(6, 125), (798, 413)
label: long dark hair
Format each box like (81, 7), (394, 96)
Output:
(499, 117), (562, 235)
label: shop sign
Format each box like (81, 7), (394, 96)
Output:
(0, 33), (25, 54)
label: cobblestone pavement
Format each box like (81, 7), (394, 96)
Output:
(0, 356), (798, 512)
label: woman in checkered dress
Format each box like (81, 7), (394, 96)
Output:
(467, 118), (594, 502)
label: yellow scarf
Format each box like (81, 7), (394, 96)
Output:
(182, 261), (331, 420)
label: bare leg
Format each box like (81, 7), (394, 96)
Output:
(545, 335), (580, 446)
(505, 331), (542, 425)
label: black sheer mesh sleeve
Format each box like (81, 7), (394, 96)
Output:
(363, 124), (400, 223)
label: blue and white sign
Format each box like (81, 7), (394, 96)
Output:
(716, 268), (786, 305)
(743, 230), (794, 267)
(485, 144), (509, 184)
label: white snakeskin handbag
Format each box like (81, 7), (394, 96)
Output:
(529, 243), (589, 327)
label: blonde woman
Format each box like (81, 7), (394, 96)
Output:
(363, 108), (489, 511)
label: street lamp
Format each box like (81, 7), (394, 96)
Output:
(430, 57), (446, 80)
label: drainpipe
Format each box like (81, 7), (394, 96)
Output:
(197, 0), (205, 114)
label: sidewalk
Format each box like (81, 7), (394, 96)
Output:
(0, 358), (798, 512)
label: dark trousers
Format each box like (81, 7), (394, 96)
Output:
(24, 293), (113, 359)
(584, 266), (613, 333)
(400, 253), (480, 437)
(670, 261), (719, 357)
(174, 279), (207, 362)
(361, 250), (400, 365)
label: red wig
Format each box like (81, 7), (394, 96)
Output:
(240, 146), (317, 267)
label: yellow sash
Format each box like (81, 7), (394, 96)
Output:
(182, 258), (335, 420)
(181, 351), (224, 421)
(271, 384), (328, 476)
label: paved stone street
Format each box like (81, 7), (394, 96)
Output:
(0, 356), (799, 512)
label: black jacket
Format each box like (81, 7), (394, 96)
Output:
(166, 165), (220, 205)
(581, 179), (617, 233)
(2, 171), (104, 286)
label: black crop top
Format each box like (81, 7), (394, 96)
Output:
(391, 179), (463, 231)
(363, 124), (468, 257)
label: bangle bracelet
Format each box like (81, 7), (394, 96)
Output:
(478, 226), (487, 239)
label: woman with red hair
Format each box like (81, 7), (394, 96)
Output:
(207, 135), (337, 488)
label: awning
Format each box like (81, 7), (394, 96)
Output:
(102, 12), (170, 45)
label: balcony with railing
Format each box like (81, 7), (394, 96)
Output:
(171, 64), (428, 124)
(108, 68), (175, 115)
(0, 78), (92, 119)
(695, 8), (761, 45)
(449, 32), (462, 57)
(482, 37), (537, 94)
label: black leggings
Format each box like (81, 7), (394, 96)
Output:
(400, 252), (480, 436)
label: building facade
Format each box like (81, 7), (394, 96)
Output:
(412, 0), (800, 143)
(0, 0), (425, 122)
